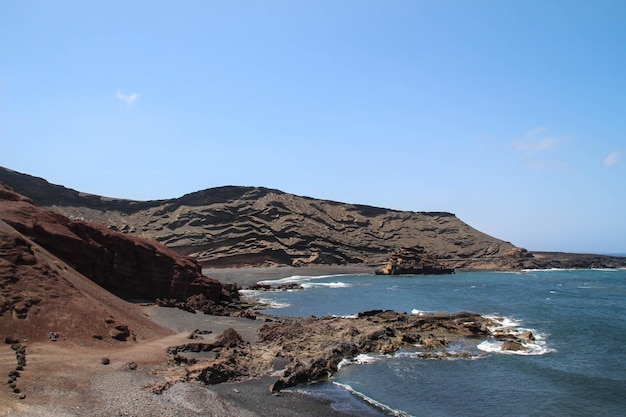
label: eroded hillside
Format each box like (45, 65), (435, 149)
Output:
(0, 167), (530, 270)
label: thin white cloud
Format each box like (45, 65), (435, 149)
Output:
(512, 127), (573, 172)
(525, 159), (545, 170)
(116, 88), (138, 106)
(603, 150), (622, 168)
(513, 127), (564, 153)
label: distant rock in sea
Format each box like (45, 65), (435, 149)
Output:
(375, 246), (455, 275)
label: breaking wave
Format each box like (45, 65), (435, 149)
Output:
(257, 298), (290, 309)
(301, 281), (352, 289)
(333, 382), (413, 417)
(338, 353), (383, 369)
(478, 315), (554, 356)
(257, 274), (345, 286)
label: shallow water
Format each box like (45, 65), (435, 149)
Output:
(253, 270), (626, 416)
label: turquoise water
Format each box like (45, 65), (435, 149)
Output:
(250, 269), (626, 417)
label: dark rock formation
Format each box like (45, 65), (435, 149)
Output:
(375, 246), (455, 275)
(156, 310), (534, 394)
(522, 251), (626, 269)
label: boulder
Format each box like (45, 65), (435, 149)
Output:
(375, 246), (454, 275)
(109, 325), (131, 341)
(501, 341), (525, 351)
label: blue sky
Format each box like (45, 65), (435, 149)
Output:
(2, 1), (625, 254)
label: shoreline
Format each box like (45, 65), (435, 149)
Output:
(202, 264), (375, 287)
(203, 263), (626, 289)
(3, 307), (374, 417)
(137, 287), (386, 417)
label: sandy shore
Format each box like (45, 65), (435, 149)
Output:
(203, 264), (375, 287)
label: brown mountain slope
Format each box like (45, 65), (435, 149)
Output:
(0, 167), (525, 270)
(0, 183), (236, 304)
(0, 217), (172, 345)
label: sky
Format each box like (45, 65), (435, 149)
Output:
(1, 1), (625, 254)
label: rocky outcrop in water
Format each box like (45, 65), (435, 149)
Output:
(375, 246), (455, 275)
(156, 309), (539, 393)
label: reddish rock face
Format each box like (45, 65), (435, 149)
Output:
(0, 184), (227, 303)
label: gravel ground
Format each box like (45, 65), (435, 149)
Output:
(1, 266), (377, 417)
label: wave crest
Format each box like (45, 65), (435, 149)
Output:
(480, 315), (555, 356)
(333, 382), (413, 417)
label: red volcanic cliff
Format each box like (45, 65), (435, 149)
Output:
(0, 184), (235, 304)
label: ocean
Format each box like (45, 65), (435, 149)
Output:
(247, 269), (626, 417)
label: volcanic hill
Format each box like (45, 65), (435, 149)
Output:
(0, 167), (526, 270)
(2, 166), (624, 270)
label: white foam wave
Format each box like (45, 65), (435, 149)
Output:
(477, 339), (553, 356)
(257, 274), (341, 286)
(333, 382), (413, 417)
(333, 314), (358, 319)
(338, 353), (383, 369)
(238, 289), (258, 298)
(480, 315), (554, 356)
(257, 298), (290, 309)
(301, 281), (352, 289)
(257, 275), (312, 286)
(410, 308), (435, 316)
(353, 353), (381, 364)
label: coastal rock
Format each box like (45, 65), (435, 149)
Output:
(247, 283), (304, 291)
(375, 246), (455, 275)
(501, 341), (525, 351)
(158, 310), (498, 394)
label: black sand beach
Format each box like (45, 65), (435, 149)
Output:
(203, 264), (375, 287)
(140, 300), (380, 417)
(141, 265), (382, 417)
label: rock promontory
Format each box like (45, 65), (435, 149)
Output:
(375, 246), (455, 275)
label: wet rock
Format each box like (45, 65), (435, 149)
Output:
(157, 310), (500, 394)
(518, 331), (535, 342)
(419, 334), (448, 349)
(501, 341), (525, 351)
